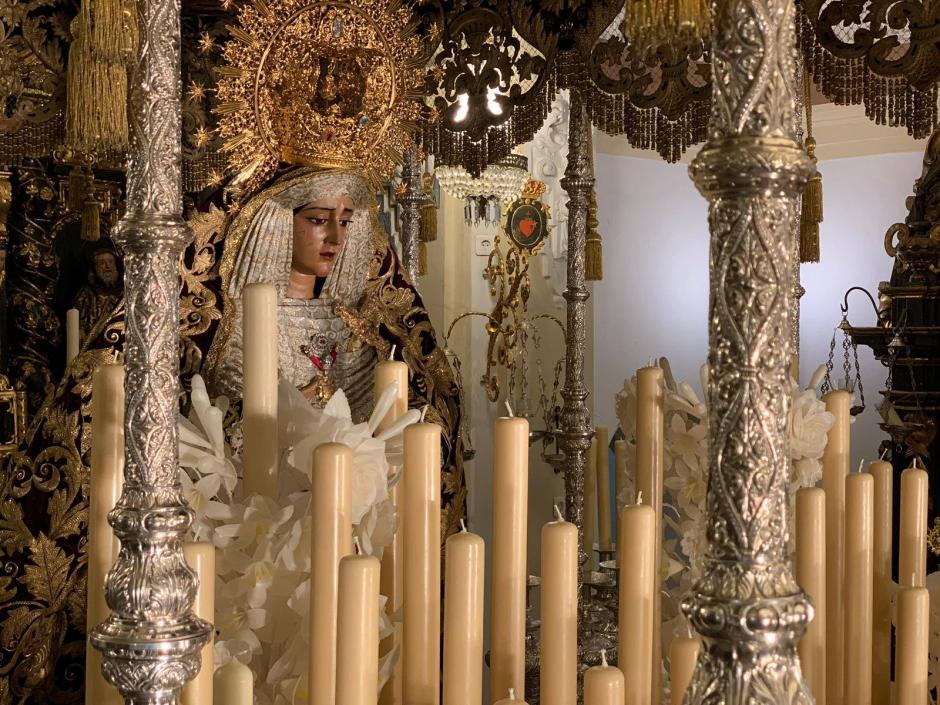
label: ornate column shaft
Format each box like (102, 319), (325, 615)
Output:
(559, 87), (593, 602)
(683, 0), (814, 700)
(90, 0), (210, 701)
(399, 146), (424, 284)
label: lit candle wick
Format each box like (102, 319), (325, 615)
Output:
(553, 504), (564, 522)
(389, 344), (396, 361)
(600, 648), (608, 668)
(460, 518), (468, 533)
(505, 400), (514, 417)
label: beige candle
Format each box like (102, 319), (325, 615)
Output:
(540, 508), (578, 705)
(870, 459), (892, 705)
(618, 503), (655, 705)
(584, 651), (624, 705)
(443, 523), (484, 705)
(336, 553), (381, 705)
(494, 689), (528, 705)
(635, 366), (664, 704)
(66, 308), (80, 363)
(821, 389), (850, 705)
(309, 443), (353, 705)
(85, 364), (124, 705)
(181, 543), (215, 705)
(242, 282), (278, 497)
(490, 416), (529, 703)
(584, 437), (597, 569)
(613, 440), (627, 518)
(375, 358), (408, 705)
(844, 473), (873, 705)
(595, 425), (612, 550)
(899, 465), (928, 588)
(896, 586), (929, 705)
(402, 422), (441, 705)
(795, 487), (826, 705)
(213, 660), (253, 705)
(669, 636), (699, 705)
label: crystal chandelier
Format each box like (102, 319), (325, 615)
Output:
(436, 154), (530, 225)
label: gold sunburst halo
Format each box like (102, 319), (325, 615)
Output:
(215, 0), (426, 191)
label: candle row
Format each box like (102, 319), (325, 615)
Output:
(797, 389), (930, 705)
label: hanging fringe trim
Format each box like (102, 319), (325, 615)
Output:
(82, 196), (102, 241)
(798, 10), (939, 140)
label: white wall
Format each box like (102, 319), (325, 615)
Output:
(592, 149), (923, 470)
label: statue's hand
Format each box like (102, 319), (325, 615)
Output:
(300, 375), (333, 406)
(300, 380), (320, 403)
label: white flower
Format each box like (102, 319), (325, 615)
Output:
(790, 387), (834, 462)
(665, 414), (707, 472)
(177, 375), (407, 704)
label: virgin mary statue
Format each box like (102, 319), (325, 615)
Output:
(0, 1), (465, 700)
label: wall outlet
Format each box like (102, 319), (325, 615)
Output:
(474, 233), (494, 256)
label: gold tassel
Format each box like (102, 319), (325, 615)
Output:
(65, 0), (132, 154)
(585, 235), (602, 281)
(82, 196), (101, 241)
(418, 241), (428, 276)
(67, 165), (87, 212)
(420, 172), (437, 242)
(419, 204), (437, 242)
(585, 129), (603, 281)
(800, 72), (823, 263)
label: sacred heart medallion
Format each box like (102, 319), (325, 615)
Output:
(519, 218), (537, 237)
(507, 201), (548, 251)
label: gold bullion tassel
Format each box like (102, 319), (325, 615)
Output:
(82, 195), (101, 241)
(67, 165), (87, 212)
(624, 0), (711, 56)
(419, 174), (437, 242)
(418, 240), (428, 276)
(585, 127), (602, 281)
(65, 0), (135, 153)
(800, 73), (822, 263)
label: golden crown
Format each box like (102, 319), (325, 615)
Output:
(215, 0), (427, 190)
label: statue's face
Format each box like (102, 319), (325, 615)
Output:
(94, 252), (120, 288)
(291, 196), (355, 278)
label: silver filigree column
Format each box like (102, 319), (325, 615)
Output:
(399, 146), (424, 283)
(559, 87), (594, 593)
(90, 0), (211, 700)
(683, 0), (814, 699)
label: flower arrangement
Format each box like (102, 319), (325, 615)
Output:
(615, 359), (835, 643)
(178, 375), (417, 705)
